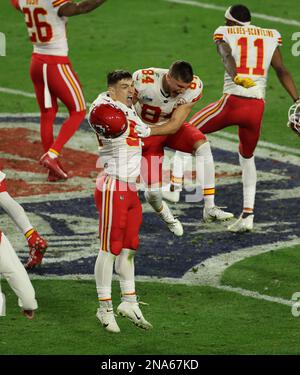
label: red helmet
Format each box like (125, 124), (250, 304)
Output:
(89, 103), (128, 138)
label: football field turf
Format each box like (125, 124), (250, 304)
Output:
(0, 0), (300, 356)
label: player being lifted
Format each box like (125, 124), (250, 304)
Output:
(0, 169), (47, 319)
(169, 5), (299, 232)
(89, 71), (152, 333)
(11, 0), (107, 181)
(133, 61), (233, 236)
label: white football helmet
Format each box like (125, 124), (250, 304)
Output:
(288, 102), (300, 136)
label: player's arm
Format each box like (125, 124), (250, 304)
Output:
(271, 47), (299, 103)
(0, 190), (47, 269)
(216, 40), (237, 80)
(150, 102), (194, 135)
(58, 0), (106, 17)
(138, 102), (195, 137)
(10, 0), (22, 12)
(216, 40), (255, 88)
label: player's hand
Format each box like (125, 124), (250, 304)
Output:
(135, 123), (151, 138)
(234, 75), (256, 88)
(24, 230), (48, 270)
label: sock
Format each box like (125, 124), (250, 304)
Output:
(115, 249), (137, 303)
(48, 148), (59, 159)
(94, 250), (115, 304)
(171, 151), (192, 190)
(195, 142), (215, 207)
(51, 110), (86, 153)
(144, 189), (163, 212)
(239, 153), (256, 213)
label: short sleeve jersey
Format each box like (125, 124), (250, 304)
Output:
(133, 68), (203, 125)
(214, 25), (282, 99)
(14, 0), (70, 56)
(89, 93), (144, 183)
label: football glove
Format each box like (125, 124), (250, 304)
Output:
(24, 230), (48, 270)
(234, 75), (256, 89)
(135, 123), (151, 138)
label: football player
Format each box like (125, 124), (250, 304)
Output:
(11, 0), (107, 181)
(89, 70), (152, 333)
(169, 5), (300, 232)
(0, 169), (47, 319)
(133, 61), (233, 235)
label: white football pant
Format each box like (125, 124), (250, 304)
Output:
(0, 233), (38, 316)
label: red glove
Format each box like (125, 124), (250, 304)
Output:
(24, 229), (48, 270)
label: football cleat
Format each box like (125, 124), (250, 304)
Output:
(40, 153), (68, 180)
(159, 201), (183, 236)
(228, 214), (254, 232)
(22, 309), (35, 320)
(117, 301), (152, 330)
(96, 305), (120, 333)
(47, 160), (68, 182)
(203, 206), (234, 223)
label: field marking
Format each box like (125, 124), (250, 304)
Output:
(164, 0), (300, 27)
(28, 239), (300, 308)
(0, 87), (92, 107)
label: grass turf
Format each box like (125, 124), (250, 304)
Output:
(221, 245), (300, 300)
(1, 279), (300, 355)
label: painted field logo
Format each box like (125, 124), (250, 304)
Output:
(1, 120), (300, 278)
(0, 32), (6, 56)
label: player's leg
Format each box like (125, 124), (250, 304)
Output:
(30, 56), (58, 153)
(115, 191), (152, 329)
(48, 62), (86, 153)
(40, 62), (86, 180)
(166, 122), (233, 222)
(166, 97), (230, 203)
(228, 100), (265, 232)
(0, 233), (37, 319)
(163, 151), (192, 203)
(94, 177), (128, 333)
(141, 137), (183, 236)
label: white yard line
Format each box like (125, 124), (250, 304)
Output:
(163, 0), (300, 27)
(0, 87), (92, 107)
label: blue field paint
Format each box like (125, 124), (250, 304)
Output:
(1, 119), (299, 279)
(19, 148), (300, 278)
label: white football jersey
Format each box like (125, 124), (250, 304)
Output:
(133, 68), (203, 125)
(214, 25), (282, 99)
(16, 0), (70, 56)
(89, 93), (144, 183)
